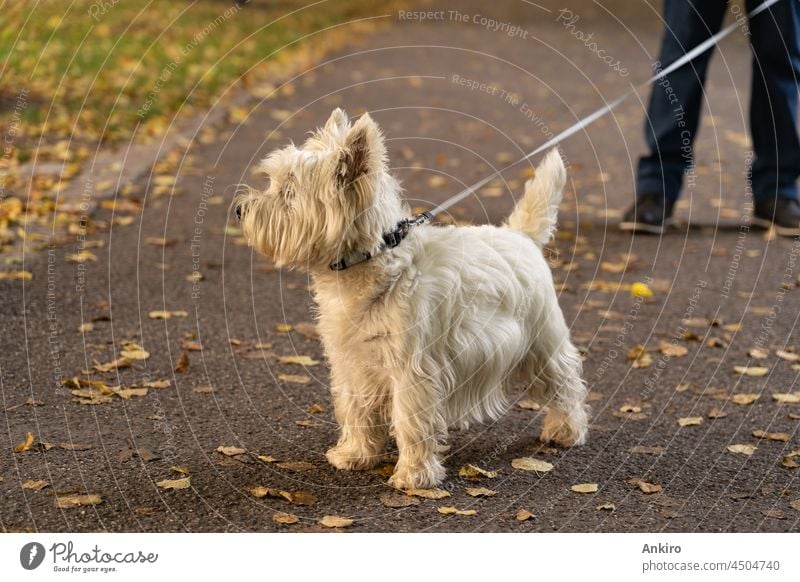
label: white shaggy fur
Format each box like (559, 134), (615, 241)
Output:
(236, 109), (588, 489)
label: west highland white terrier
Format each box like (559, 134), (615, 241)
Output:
(235, 109), (588, 489)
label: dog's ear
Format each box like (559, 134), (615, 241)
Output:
(324, 108), (349, 135)
(336, 112), (385, 190)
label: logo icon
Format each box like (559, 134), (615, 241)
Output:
(20, 542), (45, 570)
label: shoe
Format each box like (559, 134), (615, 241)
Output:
(752, 197), (800, 237)
(619, 193), (675, 234)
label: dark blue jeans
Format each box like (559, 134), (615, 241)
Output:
(637, 0), (800, 204)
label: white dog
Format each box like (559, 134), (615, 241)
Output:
(236, 109), (588, 489)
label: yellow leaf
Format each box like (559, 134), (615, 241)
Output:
(320, 515), (353, 528)
(120, 343), (150, 360)
(734, 365), (769, 377)
(596, 502), (616, 511)
(630, 282), (653, 298)
(94, 356), (132, 373)
(156, 476), (191, 490)
(273, 512), (298, 525)
(659, 341), (688, 357)
(637, 481), (662, 494)
(727, 444), (756, 456)
(112, 387), (148, 400)
(515, 509), (535, 521)
(0, 270), (33, 281)
(773, 392), (800, 404)
(55, 494), (102, 508)
(677, 416), (703, 427)
(278, 355), (319, 366)
(276, 324), (292, 332)
(216, 446), (246, 456)
(511, 457), (554, 473)
(278, 374), (311, 384)
(437, 506), (477, 516)
(465, 487), (496, 497)
(78, 323), (94, 333)
(405, 488), (451, 499)
(14, 432), (35, 453)
(731, 393), (760, 405)
(458, 464), (498, 479)
(571, 483), (598, 494)
(66, 250), (97, 263)
(22, 479), (49, 491)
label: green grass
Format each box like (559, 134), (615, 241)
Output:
(0, 0), (399, 160)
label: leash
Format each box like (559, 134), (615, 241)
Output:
(331, 0), (783, 270)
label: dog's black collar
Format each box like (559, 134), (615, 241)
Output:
(330, 212), (433, 271)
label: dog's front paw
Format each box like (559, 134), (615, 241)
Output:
(540, 409), (588, 448)
(388, 460), (446, 490)
(326, 445), (381, 471)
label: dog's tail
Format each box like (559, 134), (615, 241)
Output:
(506, 148), (566, 247)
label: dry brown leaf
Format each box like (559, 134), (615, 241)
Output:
(142, 379), (171, 389)
(78, 323), (94, 333)
(458, 464), (498, 479)
(14, 432), (35, 453)
(22, 479), (49, 491)
(181, 340), (203, 351)
(320, 515), (353, 528)
(170, 466), (190, 475)
(437, 506), (477, 516)
(405, 488), (450, 499)
(790, 499), (800, 512)
(596, 502), (616, 511)
(278, 374), (311, 384)
(148, 310), (188, 319)
(55, 494), (102, 508)
(120, 343), (149, 360)
(773, 393), (800, 404)
(174, 351), (189, 373)
(752, 430), (790, 442)
(637, 481), (662, 494)
(734, 365), (769, 377)
(379, 493), (421, 508)
(465, 487), (496, 497)
(571, 483), (598, 494)
(216, 446), (246, 456)
(731, 393), (761, 405)
(112, 387), (148, 400)
(272, 512), (299, 525)
(748, 347), (769, 359)
(776, 350), (800, 362)
(278, 355), (319, 366)
(659, 342), (688, 357)
(156, 476), (191, 490)
(94, 356), (132, 373)
(192, 386), (216, 394)
(708, 407), (728, 419)
(257, 454), (277, 463)
(515, 509), (535, 521)
(677, 417), (703, 427)
(632, 353), (653, 369)
(511, 457), (553, 473)
(629, 446), (664, 455)
(727, 444), (756, 455)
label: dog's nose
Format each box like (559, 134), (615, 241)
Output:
(234, 203), (243, 221)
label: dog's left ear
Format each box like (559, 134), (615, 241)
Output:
(336, 113), (385, 191)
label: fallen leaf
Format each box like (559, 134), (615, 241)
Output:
(181, 340), (203, 351)
(630, 282), (653, 298)
(677, 417), (703, 427)
(511, 457), (553, 473)
(120, 342), (149, 360)
(619, 404), (642, 414)
(752, 430), (790, 442)
(748, 348), (769, 359)
(465, 487), (496, 497)
(437, 506), (477, 516)
(78, 323), (94, 333)
(727, 444), (756, 456)
(192, 386), (216, 394)
(320, 515), (353, 528)
(142, 379), (171, 389)
(308, 403), (325, 414)
(174, 351), (189, 373)
(216, 446), (246, 456)
(773, 393), (800, 404)
(379, 493), (421, 508)
(734, 365), (768, 377)
(637, 481), (662, 494)
(278, 374), (311, 384)
(405, 488), (450, 499)
(170, 466), (190, 475)
(708, 407), (728, 419)
(0, 270), (33, 280)
(94, 356), (132, 373)
(458, 464), (498, 479)
(790, 499), (800, 512)
(257, 454), (277, 463)
(276, 324), (292, 332)
(14, 432), (35, 453)
(55, 494), (102, 508)
(22, 480), (49, 491)
(515, 509), (535, 521)
(112, 387), (148, 400)
(278, 355), (319, 366)
(272, 512), (299, 525)
(571, 483), (598, 494)
(156, 476), (191, 490)
(783, 450), (800, 469)
(659, 342), (688, 357)
(731, 393), (760, 405)
(596, 502), (616, 511)
(776, 350), (800, 363)
(762, 509), (786, 520)
(66, 250), (98, 263)
(148, 310), (188, 319)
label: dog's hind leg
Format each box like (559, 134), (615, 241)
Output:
(522, 330), (588, 448)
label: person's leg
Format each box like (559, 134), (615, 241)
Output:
(747, 0), (800, 235)
(623, 1), (728, 233)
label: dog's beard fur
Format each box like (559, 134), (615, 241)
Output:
(237, 108), (588, 489)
